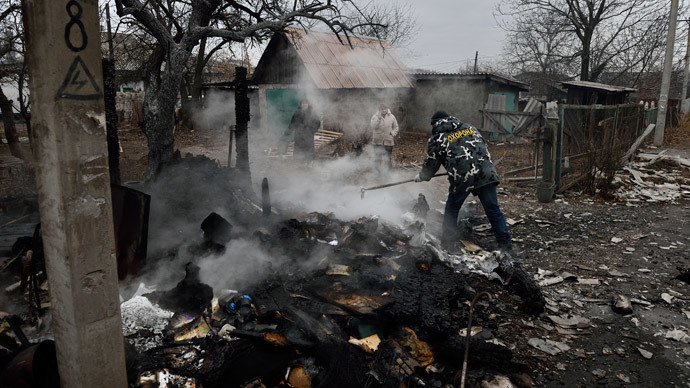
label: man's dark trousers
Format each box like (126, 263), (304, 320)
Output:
(442, 183), (512, 247)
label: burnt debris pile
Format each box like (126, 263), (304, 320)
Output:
(122, 207), (545, 388)
(1, 156), (546, 388)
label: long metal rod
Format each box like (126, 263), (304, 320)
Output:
(360, 172), (445, 198)
(459, 292), (492, 388)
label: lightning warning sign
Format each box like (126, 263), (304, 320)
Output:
(56, 55), (101, 100)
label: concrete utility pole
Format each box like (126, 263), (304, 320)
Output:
(682, 20), (690, 112)
(21, 1), (127, 387)
(655, 0), (679, 145)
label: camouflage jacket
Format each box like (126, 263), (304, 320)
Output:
(419, 116), (499, 193)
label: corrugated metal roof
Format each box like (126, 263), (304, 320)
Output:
(560, 80), (637, 93)
(411, 72), (530, 90)
(283, 28), (412, 89)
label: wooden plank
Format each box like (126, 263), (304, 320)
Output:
(620, 124), (656, 164)
(318, 129), (344, 136)
(506, 176), (538, 182)
(316, 135), (337, 140)
(0, 214), (31, 229)
(271, 129), (343, 158)
(513, 114), (541, 136)
(483, 94), (506, 135)
(481, 109), (540, 117)
(514, 98), (543, 135)
(482, 111), (509, 135)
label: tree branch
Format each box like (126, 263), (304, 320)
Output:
(115, 0), (176, 48)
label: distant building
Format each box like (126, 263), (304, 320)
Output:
(559, 80), (636, 105)
(251, 27), (412, 141)
(407, 72), (529, 133)
(228, 29), (535, 140)
(611, 71), (684, 109)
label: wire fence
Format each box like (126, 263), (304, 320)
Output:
(558, 103), (646, 194)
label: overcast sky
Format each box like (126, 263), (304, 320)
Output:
(397, 0), (507, 72)
(244, 1), (507, 73)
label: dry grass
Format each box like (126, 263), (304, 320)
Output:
(393, 131), (429, 166)
(665, 113), (690, 148)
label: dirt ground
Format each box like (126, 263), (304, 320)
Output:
(1, 122), (690, 387)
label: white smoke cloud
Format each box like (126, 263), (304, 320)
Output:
(193, 90), (236, 131)
(127, 40), (508, 296)
(255, 150), (429, 222)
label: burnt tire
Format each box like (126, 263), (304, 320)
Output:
(495, 261), (545, 315)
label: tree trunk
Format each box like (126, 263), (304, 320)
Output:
(142, 85), (177, 179)
(18, 63), (32, 144)
(103, 58), (121, 185)
(192, 37), (207, 102)
(580, 32), (592, 82)
(0, 87), (26, 160)
(178, 80), (193, 128)
(234, 66), (251, 187)
(142, 49), (190, 179)
(183, 37), (208, 131)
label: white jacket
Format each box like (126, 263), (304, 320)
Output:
(370, 109), (399, 146)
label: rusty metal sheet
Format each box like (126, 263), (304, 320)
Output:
(321, 66), (345, 89)
(324, 42), (349, 67)
(331, 66), (356, 88)
(111, 184), (150, 280)
(284, 27), (410, 89)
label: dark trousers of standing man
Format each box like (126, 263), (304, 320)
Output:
(442, 183), (512, 248)
(374, 145), (393, 172)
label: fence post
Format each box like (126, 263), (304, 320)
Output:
(612, 105), (620, 148)
(555, 105), (564, 189)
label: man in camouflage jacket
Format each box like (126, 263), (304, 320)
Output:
(415, 111), (513, 251)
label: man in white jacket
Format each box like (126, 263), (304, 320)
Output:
(370, 103), (399, 172)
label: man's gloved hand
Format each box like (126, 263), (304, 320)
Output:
(414, 173), (423, 182)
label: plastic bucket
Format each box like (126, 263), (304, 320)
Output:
(536, 180), (555, 203)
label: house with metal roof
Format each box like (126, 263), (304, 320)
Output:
(251, 27), (412, 142)
(559, 80), (636, 105)
(407, 72), (530, 134)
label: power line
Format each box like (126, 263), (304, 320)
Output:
(412, 54), (502, 69)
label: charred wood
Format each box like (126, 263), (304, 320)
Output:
(494, 260), (545, 315)
(151, 262), (213, 315)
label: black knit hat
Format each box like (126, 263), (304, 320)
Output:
(431, 110), (449, 125)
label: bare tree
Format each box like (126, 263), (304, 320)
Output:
(496, 0), (668, 82)
(346, 0), (419, 49)
(176, 1), (418, 127)
(601, 13), (671, 86)
(114, 0), (372, 179)
(179, 36), (235, 128)
(500, 9), (574, 74)
(0, 0), (26, 160)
